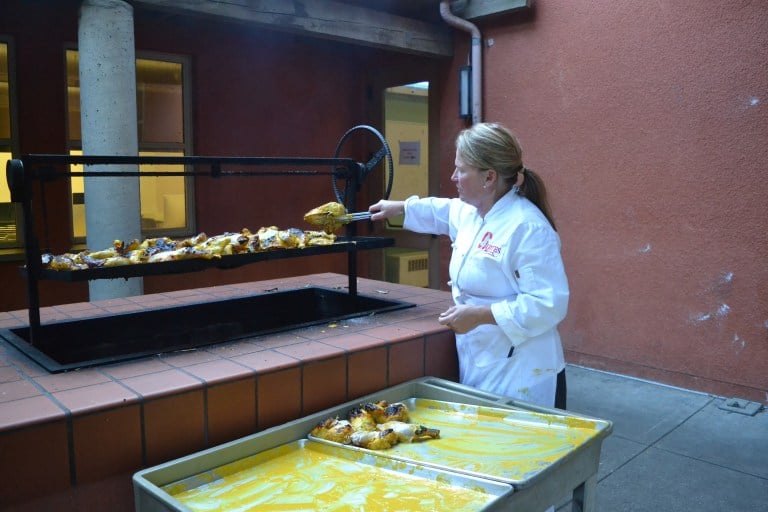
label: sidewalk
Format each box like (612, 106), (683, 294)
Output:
(556, 365), (767, 511)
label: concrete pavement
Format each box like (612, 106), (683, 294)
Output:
(557, 365), (767, 512)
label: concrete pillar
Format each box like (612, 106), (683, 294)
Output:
(78, 0), (143, 300)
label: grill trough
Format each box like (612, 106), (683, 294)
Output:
(1, 286), (414, 373)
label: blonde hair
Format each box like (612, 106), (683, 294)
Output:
(456, 123), (556, 230)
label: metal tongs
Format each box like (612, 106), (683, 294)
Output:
(341, 211), (372, 223)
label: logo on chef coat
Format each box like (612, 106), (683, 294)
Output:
(477, 231), (501, 257)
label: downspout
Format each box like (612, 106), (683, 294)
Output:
(440, 0), (482, 124)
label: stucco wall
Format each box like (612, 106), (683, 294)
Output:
(440, 1), (767, 401)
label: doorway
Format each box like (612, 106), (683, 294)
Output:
(379, 81), (435, 288)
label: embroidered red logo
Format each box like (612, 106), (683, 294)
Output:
(477, 231), (501, 257)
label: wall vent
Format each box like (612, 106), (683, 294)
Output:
(384, 248), (429, 287)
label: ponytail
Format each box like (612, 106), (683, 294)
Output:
(519, 168), (557, 231)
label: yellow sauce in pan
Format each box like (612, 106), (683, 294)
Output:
(163, 441), (501, 511)
(377, 399), (602, 483)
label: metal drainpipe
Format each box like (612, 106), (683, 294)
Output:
(440, 0), (482, 124)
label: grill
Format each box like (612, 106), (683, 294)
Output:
(1, 286), (413, 373)
(3, 125), (407, 372)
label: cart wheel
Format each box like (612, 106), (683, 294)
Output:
(332, 125), (394, 204)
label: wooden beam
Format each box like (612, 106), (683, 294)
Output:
(134, 0), (453, 57)
(455, 0), (531, 21)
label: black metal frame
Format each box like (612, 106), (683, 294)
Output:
(6, 153), (394, 346)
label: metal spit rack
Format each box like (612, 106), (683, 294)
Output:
(6, 125), (396, 347)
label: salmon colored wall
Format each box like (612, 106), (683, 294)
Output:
(437, 1), (767, 401)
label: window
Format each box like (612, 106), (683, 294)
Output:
(0, 40), (18, 247)
(66, 50), (192, 240)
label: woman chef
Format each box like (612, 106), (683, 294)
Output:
(369, 122), (569, 410)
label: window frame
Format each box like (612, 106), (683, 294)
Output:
(65, 46), (195, 244)
(0, 36), (21, 250)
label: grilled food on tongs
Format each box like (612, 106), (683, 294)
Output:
(303, 201), (372, 233)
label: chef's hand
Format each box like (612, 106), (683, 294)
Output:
(438, 304), (496, 334)
(368, 200), (405, 221)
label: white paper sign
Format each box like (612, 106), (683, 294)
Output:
(399, 141), (421, 166)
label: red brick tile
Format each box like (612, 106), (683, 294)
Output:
(274, 340), (345, 363)
(72, 308), (113, 319)
(231, 350), (298, 373)
(0, 378), (43, 403)
(90, 297), (134, 309)
(121, 368), (202, 399)
(6, 356), (48, 377)
(6, 309), (29, 323)
(69, 472), (135, 512)
(161, 288), (211, 300)
(144, 390), (205, 466)
(128, 295), (177, 308)
(101, 304), (145, 314)
(0, 395), (65, 431)
(290, 323), (349, 340)
(251, 331), (309, 349)
(205, 340), (263, 357)
(35, 368), (111, 393)
(302, 357), (347, 415)
(159, 349), (222, 367)
(320, 332), (389, 351)
(53, 304), (104, 320)
(424, 330), (459, 381)
(53, 302), (101, 313)
(400, 291), (452, 306)
(37, 310), (74, 323)
(388, 338), (425, 385)
(205, 284), (244, 298)
(182, 358), (254, 384)
(0, 317), (25, 329)
(348, 348), (388, 399)
(207, 377), (257, 446)
(390, 314), (448, 335)
(257, 368), (301, 430)
(53, 381), (140, 415)
(101, 357), (174, 379)
(0, 420), (71, 505)
(72, 405), (142, 482)
(0, 363), (24, 384)
(0, 489), (78, 512)
(359, 324), (422, 343)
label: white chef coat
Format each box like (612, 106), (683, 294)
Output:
(403, 190), (569, 407)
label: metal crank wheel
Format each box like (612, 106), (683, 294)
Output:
(332, 125), (394, 205)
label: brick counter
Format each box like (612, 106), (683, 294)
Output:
(0, 273), (458, 511)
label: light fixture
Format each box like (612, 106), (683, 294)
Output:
(459, 65), (472, 119)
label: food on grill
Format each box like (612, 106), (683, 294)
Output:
(304, 201), (348, 233)
(309, 400), (439, 450)
(376, 421), (441, 443)
(40, 227), (337, 271)
(147, 247), (216, 263)
(254, 226), (303, 251)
